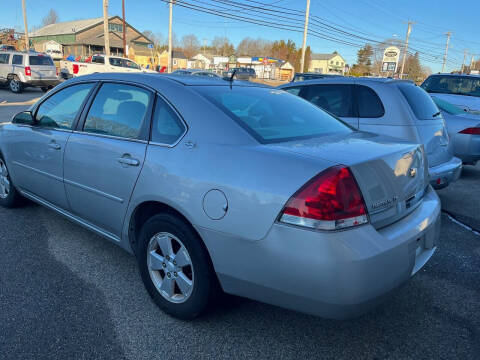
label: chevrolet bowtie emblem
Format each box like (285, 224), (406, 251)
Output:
(409, 168), (417, 177)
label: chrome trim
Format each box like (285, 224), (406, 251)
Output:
(71, 130), (148, 144)
(12, 161), (63, 182)
(18, 189), (121, 243)
(280, 213), (368, 231)
(64, 178), (124, 203)
(13, 124), (73, 133)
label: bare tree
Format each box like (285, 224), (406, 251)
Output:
(211, 36), (234, 56)
(41, 9), (59, 27)
(181, 34), (200, 58)
(236, 37), (272, 56)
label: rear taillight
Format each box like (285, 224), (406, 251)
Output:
(25, 66), (31, 76)
(72, 64), (79, 74)
(56, 68), (58, 76)
(459, 127), (480, 135)
(280, 166), (368, 231)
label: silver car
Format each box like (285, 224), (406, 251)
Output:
(279, 78), (462, 189)
(0, 73), (440, 320)
(432, 96), (480, 165)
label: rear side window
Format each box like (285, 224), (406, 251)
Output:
(92, 56), (105, 64)
(29, 56), (54, 66)
(84, 83), (151, 139)
(151, 96), (186, 144)
(0, 54), (9, 64)
(356, 85), (385, 118)
(12, 55), (23, 65)
(304, 84), (354, 117)
(397, 83), (439, 120)
(35, 83), (94, 129)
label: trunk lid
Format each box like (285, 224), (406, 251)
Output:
(268, 131), (429, 229)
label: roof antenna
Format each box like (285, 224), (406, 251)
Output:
(229, 69), (236, 89)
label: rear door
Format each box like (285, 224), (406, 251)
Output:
(63, 82), (153, 238)
(28, 54), (56, 80)
(302, 83), (358, 128)
(397, 83), (453, 167)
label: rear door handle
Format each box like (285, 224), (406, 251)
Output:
(117, 157), (140, 166)
(48, 143), (61, 150)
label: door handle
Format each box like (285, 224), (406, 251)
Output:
(48, 142), (61, 150)
(117, 157), (140, 166)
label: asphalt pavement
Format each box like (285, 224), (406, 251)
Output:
(0, 87), (479, 359)
(0, 87), (43, 122)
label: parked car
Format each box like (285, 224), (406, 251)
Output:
(0, 45), (16, 51)
(171, 69), (221, 78)
(225, 67), (256, 80)
(421, 74), (480, 113)
(0, 51), (59, 93)
(292, 73), (343, 82)
(0, 73), (440, 320)
(431, 96), (480, 165)
(59, 54), (154, 79)
(279, 78), (462, 189)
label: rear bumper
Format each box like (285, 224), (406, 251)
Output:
(198, 187), (441, 319)
(453, 134), (480, 165)
(23, 79), (61, 88)
(429, 156), (462, 189)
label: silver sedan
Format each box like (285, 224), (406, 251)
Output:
(0, 73), (440, 320)
(432, 96), (480, 166)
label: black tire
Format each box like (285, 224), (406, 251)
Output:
(137, 213), (215, 320)
(0, 156), (23, 208)
(8, 77), (23, 93)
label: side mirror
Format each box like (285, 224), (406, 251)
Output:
(12, 111), (35, 125)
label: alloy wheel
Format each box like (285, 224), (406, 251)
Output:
(9, 80), (20, 92)
(0, 159), (11, 199)
(147, 232), (194, 303)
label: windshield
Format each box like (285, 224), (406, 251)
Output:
(29, 56), (54, 66)
(432, 96), (465, 115)
(397, 82), (440, 120)
(421, 75), (480, 98)
(196, 86), (352, 143)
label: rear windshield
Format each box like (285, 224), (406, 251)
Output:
(421, 75), (480, 98)
(29, 56), (54, 66)
(397, 83), (440, 120)
(432, 96), (464, 115)
(196, 86), (352, 143)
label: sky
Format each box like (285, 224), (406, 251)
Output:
(1, 0), (479, 72)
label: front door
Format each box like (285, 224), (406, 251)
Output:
(63, 82), (152, 238)
(4, 82), (95, 209)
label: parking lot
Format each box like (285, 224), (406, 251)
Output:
(0, 87), (479, 359)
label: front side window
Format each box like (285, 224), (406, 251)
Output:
(304, 84), (354, 117)
(196, 86), (351, 143)
(84, 83), (151, 139)
(397, 83), (440, 120)
(0, 54), (10, 64)
(29, 56), (54, 66)
(356, 85), (385, 118)
(35, 83), (94, 129)
(12, 55), (23, 65)
(151, 96), (186, 144)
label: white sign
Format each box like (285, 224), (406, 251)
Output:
(382, 46), (400, 72)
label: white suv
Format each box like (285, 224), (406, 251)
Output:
(0, 51), (60, 93)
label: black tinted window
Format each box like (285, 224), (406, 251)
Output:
(283, 87), (302, 96)
(92, 56), (105, 64)
(356, 85), (385, 118)
(0, 54), (9, 64)
(36, 83), (94, 129)
(29, 56), (53, 66)
(12, 55), (23, 65)
(151, 96), (186, 144)
(397, 83), (439, 120)
(304, 84), (354, 117)
(84, 83), (151, 139)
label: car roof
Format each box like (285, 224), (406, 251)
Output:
(280, 76), (414, 88)
(68, 72), (269, 88)
(427, 73), (480, 79)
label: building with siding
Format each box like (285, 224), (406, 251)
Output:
(308, 53), (346, 75)
(29, 16), (153, 59)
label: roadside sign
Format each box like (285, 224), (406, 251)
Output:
(147, 43), (154, 49)
(382, 46), (400, 73)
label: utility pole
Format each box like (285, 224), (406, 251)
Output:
(441, 31), (451, 73)
(168, 1), (174, 73)
(21, 0), (29, 51)
(461, 49), (468, 73)
(122, 0), (127, 58)
(103, 0), (110, 56)
(400, 21), (414, 80)
(471, 55), (475, 71)
(300, 0), (311, 73)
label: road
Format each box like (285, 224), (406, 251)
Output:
(0, 87), (43, 122)
(0, 87), (479, 359)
